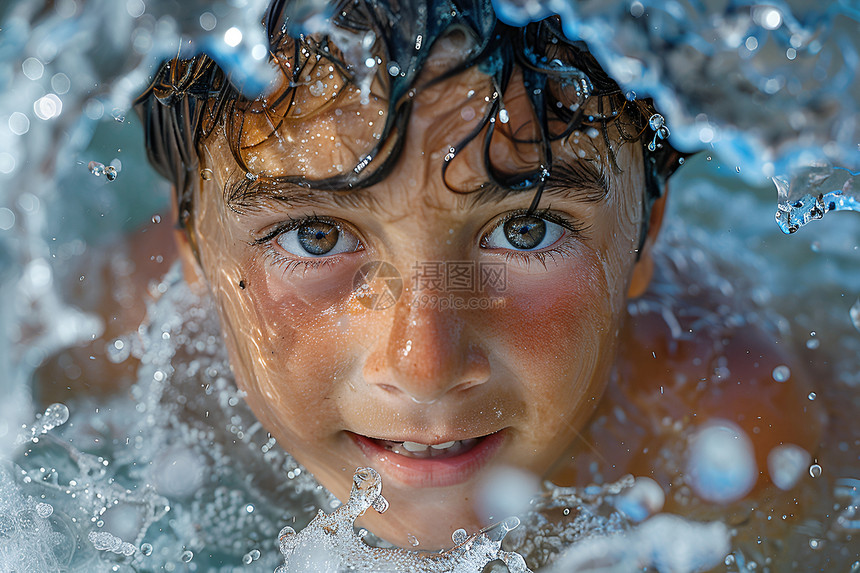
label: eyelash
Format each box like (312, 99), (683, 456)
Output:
(482, 208), (588, 266)
(253, 215), (359, 275)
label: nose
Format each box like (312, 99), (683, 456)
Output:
(363, 295), (491, 404)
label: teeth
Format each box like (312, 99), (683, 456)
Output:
(431, 441), (456, 450)
(402, 441), (430, 452)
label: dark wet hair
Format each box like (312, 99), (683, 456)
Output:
(135, 0), (684, 249)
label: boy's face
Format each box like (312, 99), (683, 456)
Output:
(183, 37), (652, 548)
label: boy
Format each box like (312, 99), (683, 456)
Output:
(135, 0), (821, 550)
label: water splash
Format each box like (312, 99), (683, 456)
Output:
(493, 0), (860, 231)
(15, 402), (69, 445)
(774, 165), (860, 233)
(276, 467), (531, 573)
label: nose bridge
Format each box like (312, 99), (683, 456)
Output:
(368, 292), (488, 403)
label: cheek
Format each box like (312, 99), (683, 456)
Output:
(489, 253), (614, 377)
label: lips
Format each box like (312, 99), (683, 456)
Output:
(348, 430), (505, 488)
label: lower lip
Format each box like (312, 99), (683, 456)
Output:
(349, 431), (506, 488)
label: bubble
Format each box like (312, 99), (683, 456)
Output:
(407, 534), (419, 546)
(8, 112), (30, 135)
(201, 168), (214, 180)
(808, 392), (816, 401)
(35, 502), (53, 518)
(809, 463), (822, 478)
(771, 365), (790, 382)
(0, 152), (15, 175)
(199, 11), (216, 31)
(126, 0), (145, 18)
(181, 550), (193, 562)
(745, 36), (759, 51)
(104, 165), (117, 181)
(242, 553), (253, 564)
(615, 476), (665, 522)
(629, 1), (644, 18)
(51, 72), (70, 94)
(43, 403), (70, 428)
(22, 57), (44, 80)
(0, 207), (15, 230)
(767, 444), (810, 490)
(140, 543), (153, 556)
(387, 62), (401, 76)
(498, 108), (510, 123)
(850, 298), (860, 334)
(152, 214), (161, 224)
(249, 549), (260, 560)
(686, 422), (757, 504)
(224, 27), (243, 47)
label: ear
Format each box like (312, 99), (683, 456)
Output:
(627, 188), (668, 298)
(171, 189), (208, 291)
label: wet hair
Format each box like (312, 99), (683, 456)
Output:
(135, 0), (684, 249)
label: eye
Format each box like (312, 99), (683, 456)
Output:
(275, 219), (361, 257)
(482, 213), (566, 251)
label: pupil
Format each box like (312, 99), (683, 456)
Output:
(298, 222), (339, 255)
(503, 215), (546, 250)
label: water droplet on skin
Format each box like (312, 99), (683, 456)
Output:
(407, 533), (419, 546)
(104, 165), (117, 181)
(111, 108), (125, 122)
(808, 392), (816, 400)
(387, 62), (401, 76)
(151, 214), (161, 224)
(498, 108), (509, 124)
(451, 529), (468, 544)
(771, 365), (791, 382)
(200, 168), (213, 180)
(809, 463), (822, 478)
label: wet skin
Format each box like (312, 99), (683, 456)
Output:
(178, 42), (659, 548)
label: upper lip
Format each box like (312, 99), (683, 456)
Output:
(347, 429), (502, 445)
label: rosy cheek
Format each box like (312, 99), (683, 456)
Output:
(484, 253), (611, 390)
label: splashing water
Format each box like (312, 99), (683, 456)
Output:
(276, 467), (531, 573)
(492, 0), (860, 231)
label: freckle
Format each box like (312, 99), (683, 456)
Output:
(238, 280), (246, 289)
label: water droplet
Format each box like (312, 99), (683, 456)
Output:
(648, 114), (665, 131)
(180, 550), (193, 562)
(110, 108), (125, 122)
(35, 502), (53, 518)
(806, 337), (820, 349)
(104, 165), (117, 181)
(151, 214), (161, 224)
(387, 62), (401, 76)
(249, 549), (260, 560)
(735, 166), (741, 173)
(308, 80), (325, 97)
(809, 537), (822, 550)
(809, 463), (822, 478)
(808, 392), (816, 400)
(245, 504), (255, 513)
(771, 365), (791, 382)
(498, 108), (509, 124)
(140, 543), (153, 556)
(88, 161), (105, 177)
(850, 298), (860, 334)
(242, 553), (253, 565)
(407, 533), (419, 546)
(452, 528), (468, 544)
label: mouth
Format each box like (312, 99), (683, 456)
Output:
(347, 430), (506, 488)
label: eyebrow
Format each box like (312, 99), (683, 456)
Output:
(224, 156), (610, 213)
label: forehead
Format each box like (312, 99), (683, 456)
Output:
(198, 28), (644, 216)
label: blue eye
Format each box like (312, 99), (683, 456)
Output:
(276, 220), (361, 257)
(483, 214), (565, 251)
